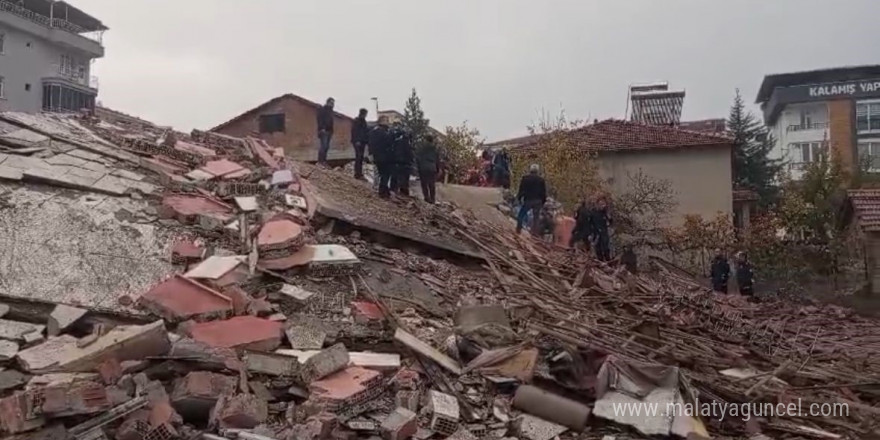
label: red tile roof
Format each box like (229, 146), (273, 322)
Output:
(211, 94), (354, 132)
(848, 189), (880, 232)
(512, 119), (732, 153)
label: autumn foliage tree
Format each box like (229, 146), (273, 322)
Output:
(440, 122), (483, 184)
(510, 110), (602, 210)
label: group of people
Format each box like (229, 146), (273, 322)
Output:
(710, 249), (755, 297)
(570, 195), (614, 262)
(316, 98), (440, 204)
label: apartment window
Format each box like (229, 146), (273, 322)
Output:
(0, 32), (5, 54)
(789, 142), (827, 164)
(859, 141), (880, 171)
(857, 102), (880, 133)
(60, 54), (72, 76)
(258, 114), (286, 133)
(25, 83), (30, 92)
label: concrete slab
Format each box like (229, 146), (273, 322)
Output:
(276, 350), (400, 372)
(90, 174), (129, 196)
(15, 335), (78, 372)
(49, 321), (170, 373)
(0, 165), (23, 181)
(47, 304), (87, 336)
(110, 169), (145, 181)
(234, 197), (258, 212)
(243, 351), (300, 377)
(45, 154), (88, 167)
(188, 316), (282, 351)
(64, 166), (106, 184)
(284, 324), (326, 350)
(184, 256), (245, 280)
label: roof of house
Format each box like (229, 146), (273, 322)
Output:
(848, 189), (880, 232)
(21, 0), (108, 31)
(756, 65), (880, 103)
(508, 119), (732, 153)
(484, 133), (543, 149)
(211, 94), (355, 132)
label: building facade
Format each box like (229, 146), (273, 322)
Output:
(504, 120), (734, 227)
(0, 0), (106, 114)
(757, 66), (880, 180)
(212, 94), (356, 163)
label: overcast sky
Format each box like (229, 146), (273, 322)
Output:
(77, 0), (878, 141)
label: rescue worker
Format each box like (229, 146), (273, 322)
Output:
(416, 134), (440, 204)
(390, 124), (414, 196)
(368, 115), (394, 198)
(515, 164), (547, 235)
(710, 248), (731, 293)
(316, 97), (335, 166)
(350, 108), (370, 180)
(570, 196), (594, 250)
(735, 251), (755, 298)
(591, 196), (612, 261)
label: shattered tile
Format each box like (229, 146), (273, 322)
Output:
(138, 276), (233, 322)
(188, 316), (282, 351)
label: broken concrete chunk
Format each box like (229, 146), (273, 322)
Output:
(18, 321), (170, 374)
(0, 320), (46, 343)
(285, 324), (326, 350)
(301, 343), (350, 384)
(210, 393), (268, 429)
(515, 414), (568, 440)
(234, 196), (258, 212)
(171, 371), (237, 422)
(243, 351), (300, 377)
(184, 255), (245, 280)
(276, 350), (401, 372)
(308, 367), (383, 414)
(280, 284), (316, 304)
(0, 370), (29, 392)
(0, 340), (20, 361)
(47, 304), (87, 336)
(381, 407), (418, 440)
(394, 328), (461, 375)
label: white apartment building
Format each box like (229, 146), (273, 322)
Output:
(757, 66), (880, 180)
(0, 0), (106, 114)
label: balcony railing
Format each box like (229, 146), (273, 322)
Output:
(786, 122), (830, 133)
(0, 0), (101, 43)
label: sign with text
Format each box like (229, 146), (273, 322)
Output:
(763, 78), (880, 123)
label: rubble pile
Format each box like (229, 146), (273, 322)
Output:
(0, 110), (877, 440)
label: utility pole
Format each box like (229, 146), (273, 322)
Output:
(371, 97), (379, 118)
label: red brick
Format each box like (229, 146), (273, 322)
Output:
(309, 367), (383, 413)
(257, 218), (304, 251)
(381, 407), (418, 440)
(138, 276), (233, 323)
(188, 316), (282, 351)
(351, 301), (384, 324)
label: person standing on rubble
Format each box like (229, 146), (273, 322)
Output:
(416, 134), (440, 204)
(390, 124), (414, 196)
(735, 251), (756, 298)
(515, 164), (547, 235)
(590, 195), (613, 261)
(316, 97), (335, 166)
(369, 115), (394, 198)
(570, 196), (595, 250)
(493, 148), (512, 189)
(350, 108), (370, 180)
(710, 248), (731, 293)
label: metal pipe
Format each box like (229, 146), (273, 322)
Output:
(513, 385), (590, 431)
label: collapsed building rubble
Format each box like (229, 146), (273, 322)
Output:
(0, 109), (877, 440)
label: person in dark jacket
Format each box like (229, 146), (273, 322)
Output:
(350, 108), (370, 179)
(368, 116), (394, 198)
(620, 245), (638, 273)
(590, 196), (613, 261)
(389, 124), (414, 196)
(570, 197), (594, 250)
(492, 149), (512, 189)
(416, 135), (440, 204)
(316, 97), (335, 165)
(516, 164), (547, 234)
(735, 251), (755, 297)
(710, 248), (731, 293)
